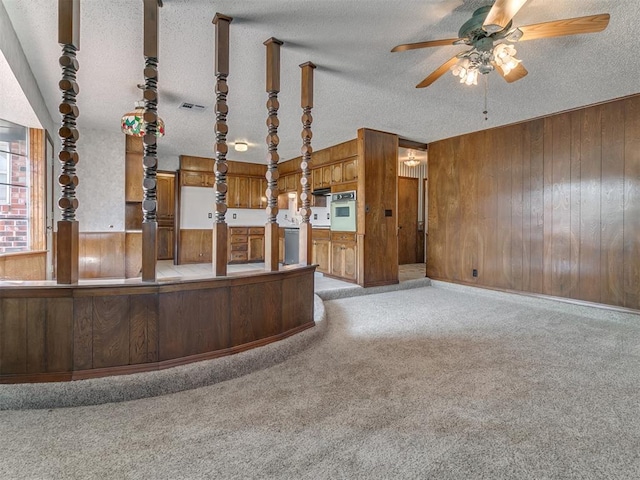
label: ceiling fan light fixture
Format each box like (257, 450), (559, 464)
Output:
(493, 43), (521, 75)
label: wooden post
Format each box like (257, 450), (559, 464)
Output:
(298, 62), (316, 265)
(56, 0), (80, 284)
(264, 38), (283, 272)
(212, 13), (233, 276)
(141, 0), (160, 281)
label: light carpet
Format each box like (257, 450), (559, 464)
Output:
(1, 283), (639, 479)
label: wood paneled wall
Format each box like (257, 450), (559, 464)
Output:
(428, 94), (640, 311)
(357, 128), (399, 287)
(0, 251), (47, 280)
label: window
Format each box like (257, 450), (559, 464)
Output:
(0, 151), (8, 205)
(0, 119), (30, 253)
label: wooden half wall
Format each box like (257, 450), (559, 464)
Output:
(428, 94), (640, 311)
(0, 266), (315, 383)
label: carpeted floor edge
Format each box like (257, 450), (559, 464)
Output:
(316, 277), (431, 300)
(0, 295), (328, 411)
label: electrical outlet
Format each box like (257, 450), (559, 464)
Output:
(327, 213), (330, 219)
(313, 214), (318, 220)
(472, 269), (478, 277)
(208, 213), (212, 219)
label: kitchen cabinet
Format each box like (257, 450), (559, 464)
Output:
(248, 227), (265, 262)
(331, 231), (357, 281)
(229, 226), (264, 263)
(249, 177), (267, 209)
(311, 158), (358, 192)
(331, 163), (343, 184)
(157, 226), (174, 260)
(278, 227), (285, 264)
(312, 229), (331, 274)
(342, 158), (358, 182)
(181, 170), (215, 187)
(180, 229), (212, 264)
(227, 176), (250, 208)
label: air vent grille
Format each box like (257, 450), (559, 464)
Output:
(178, 102), (207, 112)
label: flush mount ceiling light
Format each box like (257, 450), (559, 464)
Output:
(234, 141), (248, 152)
(404, 150), (420, 168)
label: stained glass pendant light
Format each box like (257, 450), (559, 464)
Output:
(121, 87), (165, 137)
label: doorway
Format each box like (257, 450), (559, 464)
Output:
(397, 176), (419, 264)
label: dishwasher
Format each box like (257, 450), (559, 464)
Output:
(284, 228), (299, 265)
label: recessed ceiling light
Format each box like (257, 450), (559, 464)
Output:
(234, 142), (248, 152)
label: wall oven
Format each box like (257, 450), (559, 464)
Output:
(330, 191), (356, 232)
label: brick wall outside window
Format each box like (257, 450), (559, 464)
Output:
(0, 136), (30, 253)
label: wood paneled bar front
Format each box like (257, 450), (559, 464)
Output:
(0, 265), (315, 383)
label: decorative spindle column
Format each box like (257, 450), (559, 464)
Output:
(56, 0), (80, 285)
(141, 0), (160, 282)
(212, 13), (233, 276)
(264, 38), (284, 272)
(298, 62), (316, 265)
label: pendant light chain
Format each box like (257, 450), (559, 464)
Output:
(483, 74), (489, 121)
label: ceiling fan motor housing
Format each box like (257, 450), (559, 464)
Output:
(459, 6), (512, 42)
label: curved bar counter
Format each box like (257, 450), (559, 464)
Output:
(0, 266), (315, 384)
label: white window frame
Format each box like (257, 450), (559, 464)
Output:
(0, 150), (9, 205)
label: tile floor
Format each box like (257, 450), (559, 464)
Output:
(156, 260), (427, 293)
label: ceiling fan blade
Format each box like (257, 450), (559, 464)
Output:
(517, 14), (610, 42)
(483, 0), (530, 34)
(391, 38), (461, 52)
(495, 62), (528, 83)
(416, 56), (459, 88)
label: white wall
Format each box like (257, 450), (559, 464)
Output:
(0, 2), (54, 135)
(181, 186), (332, 229)
(72, 128), (125, 231)
(181, 186), (268, 228)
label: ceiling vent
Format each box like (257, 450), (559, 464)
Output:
(178, 102), (207, 113)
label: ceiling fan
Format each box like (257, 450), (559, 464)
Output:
(392, 0), (610, 88)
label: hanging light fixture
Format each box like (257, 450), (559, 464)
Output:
(450, 42), (521, 86)
(493, 43), (521, 75)
(404, 150), (420, 168)
(121, 86), (165, 137)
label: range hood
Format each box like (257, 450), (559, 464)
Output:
(312, 188), (331, 196)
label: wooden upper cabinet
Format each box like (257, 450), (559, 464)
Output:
(342, 158), (357, 182)
(286, 173), (297, 192)
(331, 163), (343, 184)
(249, 177), (267, 209)
(312, 169), (323, 191)
(125, 153), (143, 202)
(236, 176), (249, 208)
(227, 175), (237, 207)
(204, 173), (215, 187)
(322, 165), (331, 187)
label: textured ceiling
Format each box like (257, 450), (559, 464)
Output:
(2, 0), (639, 164)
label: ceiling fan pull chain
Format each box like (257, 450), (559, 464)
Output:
(483, 74), (489, 121)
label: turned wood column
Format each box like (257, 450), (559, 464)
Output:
(298, 62), (316, 265)
(141, 0), (160, 282)
(212, 13), (233, 276)
(264, 38), (283, 272)
(56, 0), (80, 284)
